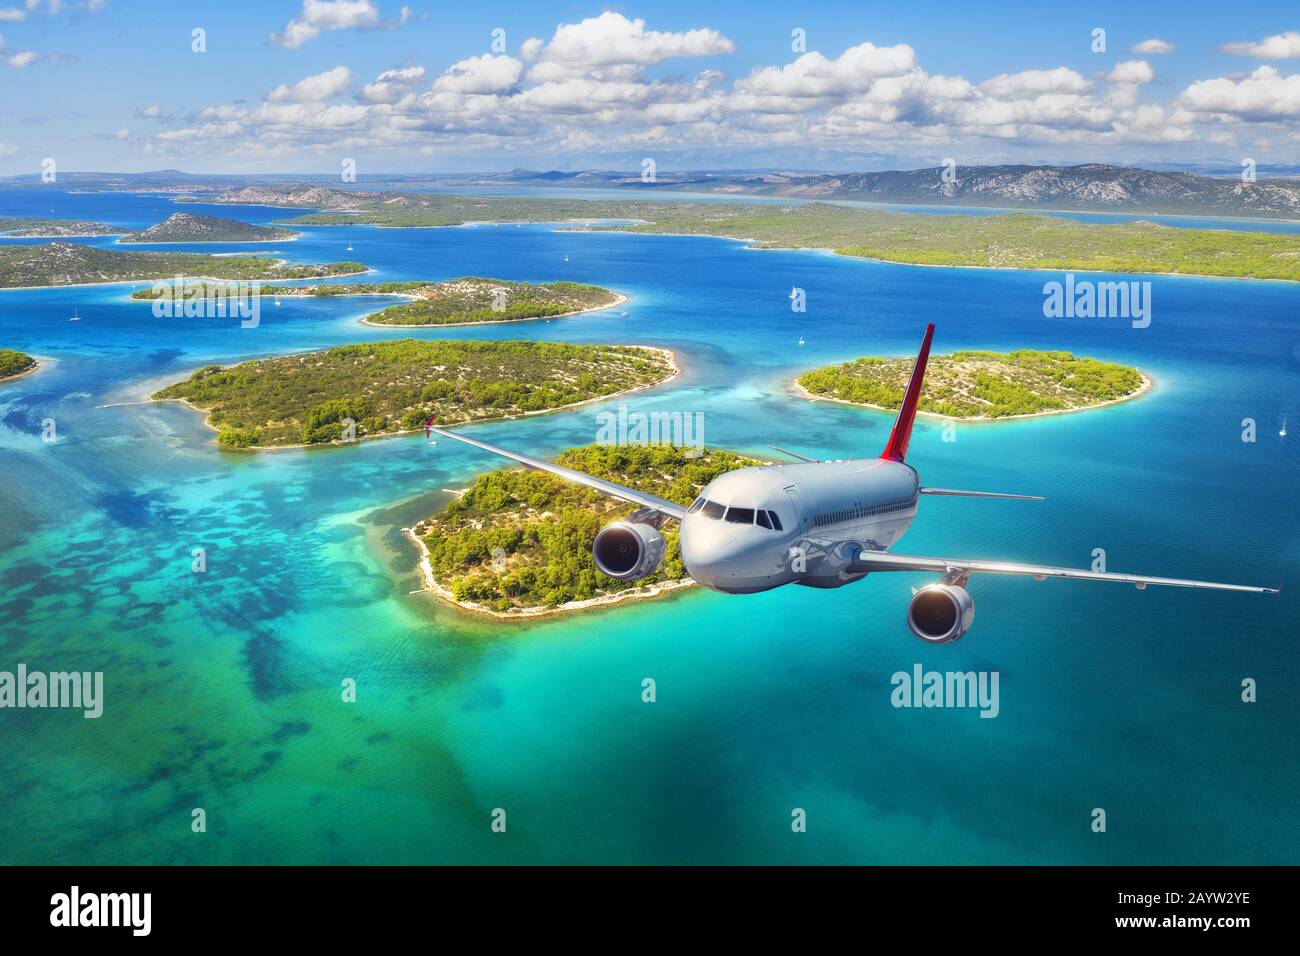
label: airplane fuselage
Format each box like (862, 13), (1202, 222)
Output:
(679, 458), (919, 593)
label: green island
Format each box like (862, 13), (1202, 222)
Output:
(119, 212), (296, 243)
(152, 339), (675, 449)
(0, 349), (37, 380)
(130, 276), (621, 326)
(0, 242), (365, 288)
(414, 444), (758, 615)
(129, 279), (432, 300)
(0, 217), (123, 238)
(277, 193), (1300, 281)
(797, 349), (1146, 419)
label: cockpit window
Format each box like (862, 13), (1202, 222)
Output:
(767, 510), (783, 531)
(755, 509), (772, 529)
(725, 507), (755, 525)
(700, 499), (725, 520)
(687, 497), (705, 514)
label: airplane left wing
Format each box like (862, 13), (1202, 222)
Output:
(846, 549), (1277, 594)
(429, 426), (688, 521)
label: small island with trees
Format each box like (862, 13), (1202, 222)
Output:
(130, 276), (622, 326)
(152, 339), (676, 449)
(363, 277), (622, 326)
(0, 212), (296, 243)
(0, 349), (37, 381)
(0, 242), (365, 288)
(119, 212), (297, 244)
(412, 443), (758, 616)
(797, 349), (1147, 419)
(0, 217), (125, 238)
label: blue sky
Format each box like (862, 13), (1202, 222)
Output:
(0, 0), (1297, 174)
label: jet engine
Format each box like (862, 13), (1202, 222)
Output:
(906, 583), (975, 643)
(592, 521), (666, 581)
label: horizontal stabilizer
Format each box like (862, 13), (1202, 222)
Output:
(769, 445), (820, 463)
(920, 487), (1044, 501)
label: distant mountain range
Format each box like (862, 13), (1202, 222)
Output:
(770, 164), (1300, 217)
(3, 164), (1299, 219)
(205, 185), (363, 210)
(458, 164), (1300, 217)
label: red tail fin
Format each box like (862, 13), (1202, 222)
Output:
(880, 323), (935, 463)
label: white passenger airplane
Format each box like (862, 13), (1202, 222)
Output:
(432, 323), (1277, 642)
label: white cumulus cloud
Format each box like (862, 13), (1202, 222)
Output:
(1131, 38), (1175, 55)
(1107, 59), (1154, 84)
(271, 0), (381, 49)
(359, 65), (424, 103)
(1177, 65), (1300, 119)
(1220, 31), (1300, 60)
(267, 65), (351, 102)
(432, 54), (522, 95)
(526, 11), (733, 80)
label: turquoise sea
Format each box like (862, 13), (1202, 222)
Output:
(0, 189), (1296, 864)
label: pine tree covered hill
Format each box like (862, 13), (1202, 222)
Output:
(0, 349), (36, 379)
(418, 444), (759, 613)
(129, 276), (620, 326)
(119, 212), (296, 243)
(798, 349), (1144, 419)
(0, 241), (365, 288)
(152, 339), (674, 449)
(0, 217), (122, 237)
(365, 278), (619, 326)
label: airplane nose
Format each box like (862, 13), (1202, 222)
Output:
(679, 530), (711, 586)
(679, 520), (744, 588)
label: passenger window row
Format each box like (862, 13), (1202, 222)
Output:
(813, 496), (915, 528)
(688, 498), (783, 531)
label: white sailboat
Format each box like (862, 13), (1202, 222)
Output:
(346, 243), (353, 252)
(69, 308), (80, 322)
(798, 336), (805, 346)
(1281, 417), (1288, 438)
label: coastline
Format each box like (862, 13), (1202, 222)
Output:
(0, 358), (42, 384)
(790, 370), (1154, 423)
(402, 525), (695, 620)
(0, 231), (129, 239)
(609, 228), (1300, 285)
(271, 214), (1300, 284)
(152, 186), (1300, 226)
(358, 291), (628, 328)
(115, 233), (301, 245)
(0, 264), (370, 294)
(149, 343), (679, 452)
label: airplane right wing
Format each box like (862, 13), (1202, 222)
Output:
(846, 549), (1278, 594)
(429, 426), (688, 521)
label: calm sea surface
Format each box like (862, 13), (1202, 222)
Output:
(0, 189), (1296, 863)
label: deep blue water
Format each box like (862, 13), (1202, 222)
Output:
(0, 190), (1296, 864)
